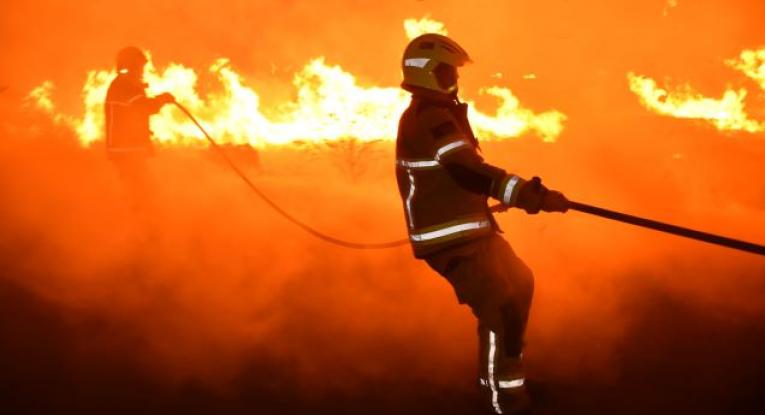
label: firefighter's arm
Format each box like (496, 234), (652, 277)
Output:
(427, 108), (568, 213)
(440, 150), (568, 213)
(432, 124), (567, 214)
(129, 92), (175, 114)
(426, 112), (514, 199)
(436, 143), (523, 205)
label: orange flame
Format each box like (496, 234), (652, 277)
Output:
(403, 16), (448, 39)
(27, 18), (566, 147)
(627, 47), (765, 133)
(662, 0), (679, 17)
(26, 81), (72, 127)
(726, 47), (765, 90)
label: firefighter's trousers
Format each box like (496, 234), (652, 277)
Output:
(111, 154), (154, 214)
(425, 233), (534, 414)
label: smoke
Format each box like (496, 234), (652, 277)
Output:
(2, 1), (765, 414)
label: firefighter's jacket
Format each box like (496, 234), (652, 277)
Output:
(395, 90), (525, 258)
(104, 75), (165, 157)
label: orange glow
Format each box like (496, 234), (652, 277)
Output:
(627, 46), (765, 133)
(727, 47), (765, 90)
(662, 0), (679, 17)
(27, 81), (56, 113)
(403, 16), (449, 39)
(3, 2), (765, 412)
(627, 70), (764, 133)
(27, 18), (566, 147)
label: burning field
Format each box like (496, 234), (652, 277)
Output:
(1, 1), (765, 414)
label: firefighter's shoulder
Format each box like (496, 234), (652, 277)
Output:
(415, 105), (461, 142)
(106, 77), (145, 103)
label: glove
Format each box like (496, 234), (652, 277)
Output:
(515, 176), (548, 214)
(515, 176), (569, 214)
(541, 190), (569, 213)
(157, 92), (175, 104)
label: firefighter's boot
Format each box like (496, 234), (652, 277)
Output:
(479, 327), (532, 415)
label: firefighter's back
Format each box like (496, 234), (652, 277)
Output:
(104, 76), (152, 157)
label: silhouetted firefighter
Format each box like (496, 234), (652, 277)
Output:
(395, 34), (568, 415)
(105, 46), (175, 211)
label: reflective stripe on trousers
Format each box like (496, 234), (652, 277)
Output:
(479, 378), (525, 389)
(480, 326), (528, 414)
(488, 330), (502, 414)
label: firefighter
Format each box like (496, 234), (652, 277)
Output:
(105, 46), (175, 210)
(395, 34), (568, 414)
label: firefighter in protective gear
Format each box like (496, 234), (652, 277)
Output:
(105, 46), (174, 210)
(395, 34), (568, 415)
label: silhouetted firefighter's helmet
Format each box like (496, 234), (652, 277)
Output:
(401, 33), (471, 94)
(116, 46), (148, 74)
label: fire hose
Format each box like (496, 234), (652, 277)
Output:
(173, 102), (765, 256)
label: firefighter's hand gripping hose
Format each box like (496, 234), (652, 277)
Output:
(173, 102), (765, 256)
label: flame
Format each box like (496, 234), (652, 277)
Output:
(627, 72), (764, 133)
(662, 0), (678, 17)
(27, 81), (56, 113)
(78, 69), (119, 144)
(726, 47), (765, 90)
(403, 16), (448, 40)
(627, 46), (765, 133)
(472, 87), (565, 142)
(26, 81), (78, 128)
(28, 18), (566, 147)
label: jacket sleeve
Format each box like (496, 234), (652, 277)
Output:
(105, 86), (165, 114)
(124, 93), (165, 114)
(426, 109), (527, 206)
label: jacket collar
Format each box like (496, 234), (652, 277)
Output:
(406, 86), (459, 106)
